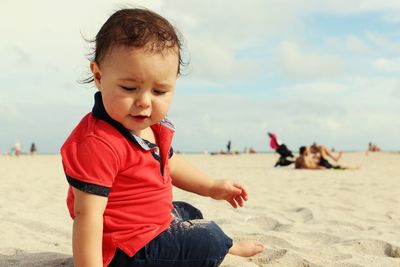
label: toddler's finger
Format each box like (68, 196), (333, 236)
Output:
(235, 195), (244, 207)
(234, 183), (248, 199)
(228, 198), (238, 208)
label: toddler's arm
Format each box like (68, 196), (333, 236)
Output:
(169, 154), (247, 208)
(72, 187), (107, 267)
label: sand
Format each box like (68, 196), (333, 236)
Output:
(0, 152), (399, 266)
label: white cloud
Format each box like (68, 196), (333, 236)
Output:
(346, 35), (373, 54)
(157, 1), (309, 84)
(374, 58), (400, 72)
(366, 32), (400, 54)
(382, 13), (400, 23)
(309, 0), (400, 14)
(291, 82), (346, 94)
(276, 41), (344, 80)
(186, 40), (261, 83)
(359, 0), (400, 11)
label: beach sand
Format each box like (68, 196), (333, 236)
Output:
(0, 152), (399, 266)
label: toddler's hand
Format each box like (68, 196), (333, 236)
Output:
(209, 180), (248, 208)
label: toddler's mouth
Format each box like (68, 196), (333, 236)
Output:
(131, 115), (149, 122)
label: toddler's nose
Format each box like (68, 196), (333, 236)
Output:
(135, 92), (151, 108)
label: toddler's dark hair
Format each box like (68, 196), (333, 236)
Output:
(83, 8), (184, 83)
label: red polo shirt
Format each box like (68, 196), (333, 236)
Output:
(61, 92), (175, 266)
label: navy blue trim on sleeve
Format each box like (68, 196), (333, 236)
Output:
(66, 175), (111, 197)
(169, 147), (174, 158)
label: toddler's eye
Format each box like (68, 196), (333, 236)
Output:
(120, 86), (136, 91)
(153, 89), (166, 95)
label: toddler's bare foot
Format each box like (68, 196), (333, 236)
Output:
(228, 240), (265, 257)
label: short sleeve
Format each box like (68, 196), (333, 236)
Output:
(61, 136), (119, 197)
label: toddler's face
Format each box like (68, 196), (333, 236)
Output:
(91, 46), (179, 136)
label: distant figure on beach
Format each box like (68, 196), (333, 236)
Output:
(295, 146), (325, 169)
(30, 142), (37, 155)
(367, 142), (381, 153)
(60, 8), (264, 267)
(248, 147), (256, 154)
(14, 142), (21, 157)
(227, 140), (231, 153)
(268, 132), (294, 167)
(243, 147), (256, 154)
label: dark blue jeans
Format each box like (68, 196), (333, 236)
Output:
(108, 201), (233, 267)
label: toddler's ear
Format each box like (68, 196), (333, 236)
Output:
(90, 61), (102, 90)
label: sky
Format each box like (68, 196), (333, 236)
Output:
(1, 0), (400, 154)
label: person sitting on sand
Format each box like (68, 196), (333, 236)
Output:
(367, 142), (381, 153)
(310, 143), (343, 169)
(60, 8), (264, 267)
(295, 146), (325, 169)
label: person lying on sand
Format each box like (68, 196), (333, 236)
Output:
(297, 145), (359, 170)
(310, 143), (343, 169)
